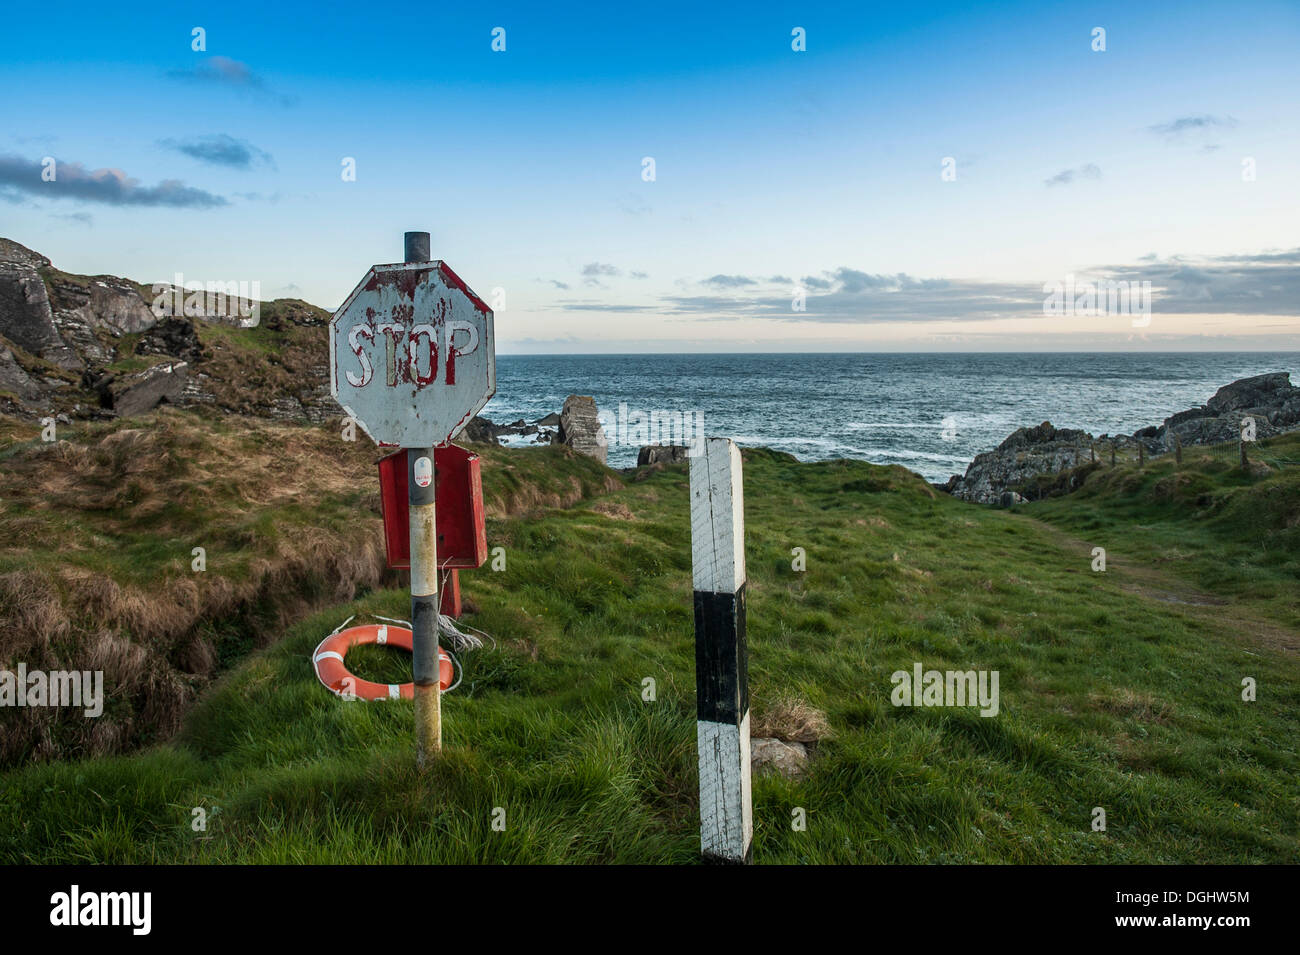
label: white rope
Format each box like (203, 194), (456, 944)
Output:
(345, 611), (488, 652)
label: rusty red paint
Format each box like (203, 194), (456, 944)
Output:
(436, 262), (491, 316)
(363, 265), (433, 300)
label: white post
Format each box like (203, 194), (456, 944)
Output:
(690, 437), (752, 864)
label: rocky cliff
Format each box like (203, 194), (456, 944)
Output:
(0, 237), (337, 424)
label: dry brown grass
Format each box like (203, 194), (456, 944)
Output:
(0, 407), (623, 766)
(751, 694), (832, 744)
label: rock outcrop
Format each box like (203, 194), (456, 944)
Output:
(1146, 373), (1300, 451)
(558, 395), (607, 463)
(0, 341), (52, 411)
(947, 373), (1300, 505)
(0, 241), (81, 370)
(948, 422), (1093, 504)
(0, 237), (335, 423)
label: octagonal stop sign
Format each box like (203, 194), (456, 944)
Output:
(330, 261), (495, 447)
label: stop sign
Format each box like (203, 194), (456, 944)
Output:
(329, 261), (495, 447)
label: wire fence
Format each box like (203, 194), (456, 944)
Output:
(1090, 434), (1296, 474)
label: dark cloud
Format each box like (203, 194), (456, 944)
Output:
(0, 154), (228, 208)
(701, 274), (757, 288)
(160, 134), (273, 170)
(553, 301), (658, 312)
(638, 248), (1300, 322)
(1148, 114), (1237, 138)
(581, 262), (621, 287)
(166, 56), (295, 106)
(1044, 163), (1101, 187)
(51, 212), (93, 226)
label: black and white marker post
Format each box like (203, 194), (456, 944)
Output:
(690, 436), (753, 864)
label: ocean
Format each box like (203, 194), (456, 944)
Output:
(480, 353), (1300, 483)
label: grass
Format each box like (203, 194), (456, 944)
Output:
(0, 409), (620, 764)
(1, 438), (1296, 863)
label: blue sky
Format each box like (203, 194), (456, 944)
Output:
(2, 0), (1298, 351)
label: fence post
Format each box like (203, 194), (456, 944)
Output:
(1138, 442), (1145, 469)
(690, 437), (752, 864)
(1174, 433), (1182, 466)
(1240, 437), (1249, 471)
(1110, 443), (1116, 468)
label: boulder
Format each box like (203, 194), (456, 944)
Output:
(536, 412), (561, 427)
(100, 361), (189, 416)
(637, 444), (690, 466)
(558, 395), (607, 463)
(460, 415), (501, 445)
(751, 738), (809, 778)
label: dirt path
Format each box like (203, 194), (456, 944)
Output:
(1010, 513), (1300, 659)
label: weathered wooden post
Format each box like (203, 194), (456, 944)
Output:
(1174, 433), (1182, 466)
(690, 437), (752, 864)
(1090, 443), (1096, 464)
(1240, 437), (1249, 470)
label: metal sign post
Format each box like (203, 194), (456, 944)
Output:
(329, 231), (495, 766)
(404, 231), (440, 764)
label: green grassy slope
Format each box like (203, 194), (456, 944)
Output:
(0, 409), (619, 765)
(2, 440), (1296, 864)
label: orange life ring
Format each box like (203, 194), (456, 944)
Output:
(312, 623), (454, 700)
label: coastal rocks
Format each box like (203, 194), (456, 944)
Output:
(946, 373), (1300, 505)
(460, 412), (561, 446)
(948, 422), (1093, 505)
(637, 444), (690, 466)
(1152, 373), (1300, 451)
(558, 395), (608, 463)
(461, 415), (501, 444)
